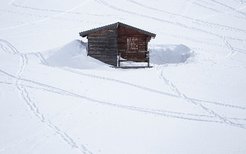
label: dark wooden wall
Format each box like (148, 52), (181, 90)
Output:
(87, 29), (118, 66)
(87, 26), (151, 66)
(117, 26), (149, 62)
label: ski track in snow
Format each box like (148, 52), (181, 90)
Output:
(0, 67), (226, 124)
(9, 2), (124, 19)
(62, 67), (246, 110)
(0, 9), (96, 31)
(224, 37), (238, 58)
(0, 39), (92, 154)
(0, 39), (18, 54)
(193, 1), (222, 13)
(193, 0), (246, 20)
(0, 8), (81, 26)
(194, 0), (246, 20)
(0, 7), (122, 32)
(209, 0), (246, 17)
(155, 66), (246, 129)
(127, 0), (246, 34)
(0, 0), (90, 31)
(2, 79), (246, 125)
(2, 79), (246, 124)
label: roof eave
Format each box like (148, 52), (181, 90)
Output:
(79, 32), (88, 37)
(79, 22), (156, 38)
(117, 22), (156, 38)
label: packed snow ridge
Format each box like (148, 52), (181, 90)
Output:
(150, 44), (192, 64)
(44, 40), (109, 69)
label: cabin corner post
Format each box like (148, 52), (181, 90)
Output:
(146, 36), (151, 67)
(147, 51), (150, 67)
(116, 28), (120, 67)
(117, 52), (121, 68)
(86, 36), (89, 56)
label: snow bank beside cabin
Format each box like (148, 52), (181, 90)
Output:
(44, 40), (109, 69)
(150, 44), (192, 64)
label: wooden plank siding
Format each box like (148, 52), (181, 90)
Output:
(117, 25), (149, 62)
(87, 29), (118, 66)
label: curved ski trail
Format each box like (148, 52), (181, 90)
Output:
(156, 66), (246, 129)
(0, 39), (92, 154)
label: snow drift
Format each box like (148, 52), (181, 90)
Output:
(150, 44), (192, 64)
(44, 40), (108, 69)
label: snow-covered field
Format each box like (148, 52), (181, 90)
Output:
(1, 0), (246, 153)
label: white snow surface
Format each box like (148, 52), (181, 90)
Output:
(150, 44), (192, 64)
(44, 40), (109, 69)
(1, 0), (246, 154)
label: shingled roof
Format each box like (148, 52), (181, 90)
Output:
(79, 22), (156, 38)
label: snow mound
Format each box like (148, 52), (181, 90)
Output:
(44, 40), (108, 69)
(150, 44), (192, 64)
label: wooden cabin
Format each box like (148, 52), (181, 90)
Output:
(79, 22), (156, 67)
